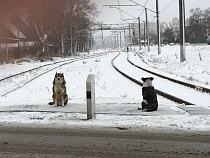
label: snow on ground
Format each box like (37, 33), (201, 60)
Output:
(118, 52), (210, 107)
(137, 45), (210, 88)
(0, 46), (210, 133)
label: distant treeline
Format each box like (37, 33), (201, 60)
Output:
(162, 7), (210, 44)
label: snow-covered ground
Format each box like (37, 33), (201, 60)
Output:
(0, 45), (210, 134)
(138, 45), (210, 87)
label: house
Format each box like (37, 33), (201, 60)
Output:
(0, 14), (37, 45)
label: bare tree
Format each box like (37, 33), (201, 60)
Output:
(188, 7), (210, 42)
(0, 0), (98, 56)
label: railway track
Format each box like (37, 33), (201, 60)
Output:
(0, 52), (109, 97)
(129, 52), (210, 94)
(112, 52), (210, 106)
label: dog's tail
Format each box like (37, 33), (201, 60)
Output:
(48, 102), (54, 105)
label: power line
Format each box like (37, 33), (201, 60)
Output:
(117, 0), (124, 22)
(138, 0), (149, 18)
(160, 0), (176, 14)
(119, 0), (149, 23)
(144, 0), (149, 6)
(129, 0), (156, 13)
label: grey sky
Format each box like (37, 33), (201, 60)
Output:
(91, 0), (210, 24)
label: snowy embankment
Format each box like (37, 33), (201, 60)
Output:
(0, 46), (210, 133)
(137, 45), (210, 88)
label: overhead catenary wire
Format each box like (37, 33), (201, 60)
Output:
(104, 0), (151, 49)
(160, 0), (176, 14)
(138, 0), (149, 19)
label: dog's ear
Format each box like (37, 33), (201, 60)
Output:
(150, 77), (154, 81)
(141, 77), (147, 82)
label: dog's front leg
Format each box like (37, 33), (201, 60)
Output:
(61, 96), (65, 107)
(53, 93), (58, 106)
(62, 101), (65, 107)
(54, 96), (58, 106)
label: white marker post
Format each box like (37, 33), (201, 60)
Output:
(86, 74), (96, 119)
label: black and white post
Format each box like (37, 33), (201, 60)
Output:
(86, 74), (96, 119)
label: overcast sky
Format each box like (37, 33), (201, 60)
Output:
(91, 0), (210, 24)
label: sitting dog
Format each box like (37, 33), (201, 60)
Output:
(49, 72), (68, 106)
(139, 77), (158, 112)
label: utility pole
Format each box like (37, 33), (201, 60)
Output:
(124, 28), (127, 48)
(138, 17), (141, 50)
(179, 0), (186, 62)
(104, 2), (161, 54)
(145, 8), (150, 52)
(70, 23), (73, 56)
(117, 34), (119, 48)
(156, 0), (161, 54)
(133, 24), (136, 51)
(114, 35), (117, 48)
(90, 28), (92, 50)
(87, 32), (90, 53)
(87, 28), (92, 53)
(144, 22), (146, 47)
(119, 31), (122, 48)
(110, 36), (113, 48)
(128, 0), (159, 53)
(101, 23), (104, 49)
(129, 24), (132, 50)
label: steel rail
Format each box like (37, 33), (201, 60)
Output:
(0, 52), (109, 82)
(1, 52), (109, 97)
(112, 52), (194, 105)
(129, 52), (210, 94)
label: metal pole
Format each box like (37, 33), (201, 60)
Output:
(119, 31), (122, 48)
(156, 0), (161, 54)
(116, 34), (119, 48)
(101, 23), (104, 49)
(111, 36), (113, 48)
(145, 8), (150, 52)
(179, 0), (186, 62)
(144, 22), (146, 47)
(90, 28), (92, 50)
(114, 35), (117, 48)
(138, 17), (141, 50)
(133, 24), (136, 51)
(129, 24), (132, 50)
(87, 33), (90, 53)
(71, 24), (73, 56)
(124, 28), (127, 48)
